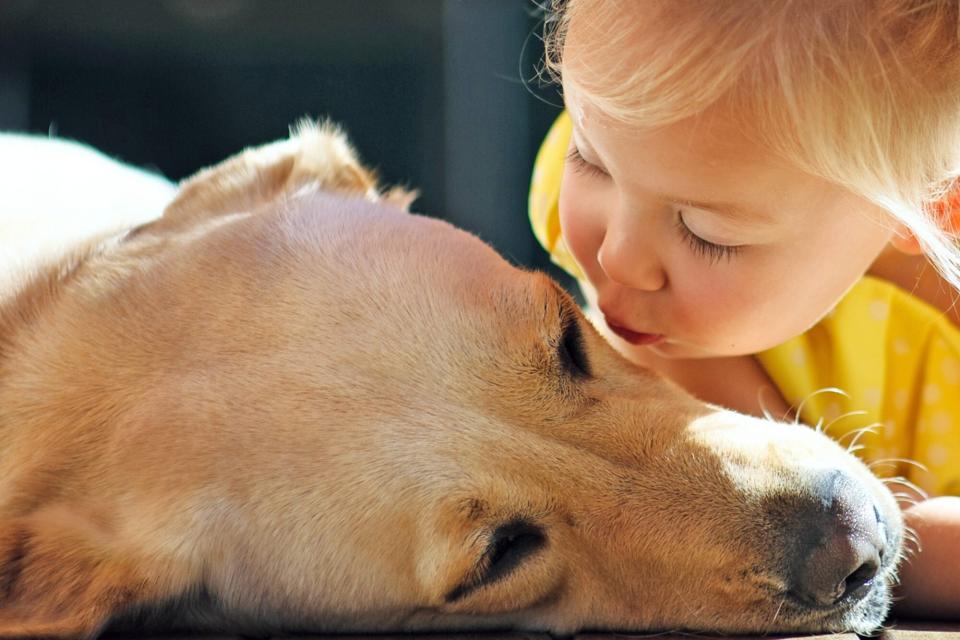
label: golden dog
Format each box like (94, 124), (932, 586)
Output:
(0, 124), (903, 638)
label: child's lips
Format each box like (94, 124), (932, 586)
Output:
(605, 319), (665, 346)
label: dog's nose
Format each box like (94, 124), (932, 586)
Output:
(791, 470), (886, 607)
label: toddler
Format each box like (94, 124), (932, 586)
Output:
(530, 0), (960, 619)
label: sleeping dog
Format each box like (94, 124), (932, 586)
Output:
(0, 123), (902, 637)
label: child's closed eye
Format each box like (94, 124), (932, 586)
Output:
(566, 144), (744, 263)
(675, 212), (743, 264)
(566, 147), (609, 179)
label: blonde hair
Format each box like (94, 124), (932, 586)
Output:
(543, 0), (960, 289)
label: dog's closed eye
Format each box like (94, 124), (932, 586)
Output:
(558, 316), (591, 379)
(445, 519), (547, 603)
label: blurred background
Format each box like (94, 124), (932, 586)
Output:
(0, 0), (572, 287)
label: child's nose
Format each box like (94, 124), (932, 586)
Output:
(596, 221), (666, 292)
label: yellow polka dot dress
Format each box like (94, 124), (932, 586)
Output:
(530, 112), (960, 496)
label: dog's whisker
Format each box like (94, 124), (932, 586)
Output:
(841, 422), (882, 453)
(769, 595), (787, 630)
(756, 387), (776, 422)
(901, 525), (923, 555)
(874, 620), (896, 634)
(869, 457), (927, 474)
(838, 421), (879, 442)
(889, 493), (921, 508)
(902, 534), (922, 551)
(874, 458), (928, 473)
(889, 492), (919, 501)
(791, 387), (850, 428)
(819, 410), (870, 439)
(880, 476), (929, 500)
(899, 546), (920, 563)
(755, 386), (796, 423)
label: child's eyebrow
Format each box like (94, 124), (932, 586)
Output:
(572, 126), (775, 225)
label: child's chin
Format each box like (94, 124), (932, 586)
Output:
(641, 339), (704, 359)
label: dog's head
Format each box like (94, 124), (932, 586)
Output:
(0, 124), (903, 637)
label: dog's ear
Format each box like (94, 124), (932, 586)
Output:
(0, 508), (174, 639)
(140, 119), (416, 236)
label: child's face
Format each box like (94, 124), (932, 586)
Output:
(559, 85), (896, 360)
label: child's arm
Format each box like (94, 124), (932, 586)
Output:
(893, 496), (960, 619)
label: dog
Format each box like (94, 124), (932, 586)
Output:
(0, 123), (903, 638)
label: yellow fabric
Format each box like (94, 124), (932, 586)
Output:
(529, 112), (584, 281)
(529, 112), (960, 496)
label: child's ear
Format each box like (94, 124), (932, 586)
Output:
(0, 508), (178, 639)
(889, 223), (925, 255)
(896, 187), (960, 254)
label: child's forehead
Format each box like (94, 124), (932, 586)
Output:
(564, 81), (761, 166)
(563, 84), (893, 233)
(559, 8), (794, 186)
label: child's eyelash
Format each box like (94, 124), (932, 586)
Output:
(563, 148), (741, 263)
(565, 147), (609, 178)
(674, 214), (742, 264)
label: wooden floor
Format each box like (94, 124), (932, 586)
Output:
(103, 621), (960, 640)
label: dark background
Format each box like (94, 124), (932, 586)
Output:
(0, 0), (572, 286)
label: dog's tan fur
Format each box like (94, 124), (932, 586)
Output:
(0, 124), (902, 638)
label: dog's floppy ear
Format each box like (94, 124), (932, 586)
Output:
(141, 119), (416, 236)
(0, 508), (177, 639)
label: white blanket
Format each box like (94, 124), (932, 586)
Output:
(0, 134), (176, 296)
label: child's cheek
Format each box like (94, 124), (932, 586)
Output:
(669, 265), (752, 344)
(558, 170), (606, 274)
